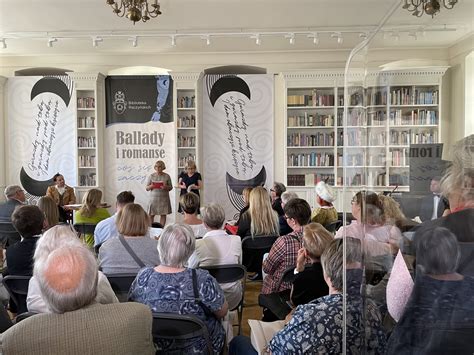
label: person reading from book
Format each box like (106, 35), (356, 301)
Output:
(99, 203), (159, 274)
(74, 188), (110, 247)
(45, 173), (76, 222)
(180, 192), (207, 238)
(178, 160), (202, 213)
(129, 223), (228, 354)
(270, 182), (286, 217)
(311, 181), (338, 226)
(146, 160), (173, 227)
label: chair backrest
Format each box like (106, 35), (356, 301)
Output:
(105, 273), (137, 302)
(242, 235), (278, 251)
(0, 222), (21, 247)
(200, 264), (246, 284)
(2, 275), (31, 314)
(458, 242), (474, 277)
(325, 220), (342, 233)
(152, 312), (213, 354)
(275, 265), (298, 291)
(73, 223), (97, 235)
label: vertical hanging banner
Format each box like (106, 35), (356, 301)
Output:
(202, 74), (274, 219)
(105, 76), (176, 216)
(7, 76), (76, 203)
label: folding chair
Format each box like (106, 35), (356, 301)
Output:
(241, 235), (278, 274)
(152, 312), (213, 354)
(105, 273), (137, 302)
(2, 275), (31, 314)
(324, 220), (342, 233)
(201, 264), (247, 335)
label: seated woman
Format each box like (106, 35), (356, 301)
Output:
(75, 188), (110, 247)
(387, 227), (474, 354)
(290, 222), (332, 307)
(46, 173), (76, 223)
(278, 191), (298, 236)
(27, 224), (118, 313)
(180, 192), (208, 238)
(188, 203), (242, 309)
(129, 223), (228, 354)
(235, 187), (252, 226)
(270, 182), (286, 217)
(311, 181), (338, 226)
(99, 203), (159, 274)
(37, 196), (59, 231)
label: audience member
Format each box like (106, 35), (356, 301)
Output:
(27, 224), (118, 313)
(75, 188), (110, 247)
(419, 176), (450, 222)
(270, 182), (286, 216)
(0, 185), (26, 248)
(188, 203), (242, 309)
(37, 196), (59, 231)
(180, 192), (208, 238)
(387, 227), (474, 354)
(236, 187), (252, 226)
(261, 198), (311, 295)
(99, 203), (159, 274)
(378, 194), (412, 231)
(311, 181), (338, 226)
(45, 173), (76, 222)
(129, 223), (228, 354)
(1, 244), (155, 354)
(146, 160), (173, 227)
(94, 190), (135, 248)
(278, 191), (298, 236)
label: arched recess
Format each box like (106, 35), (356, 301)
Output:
(15, 67), (72, 76)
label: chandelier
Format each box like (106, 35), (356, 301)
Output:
(106, 0), (162, 24)
(402, 0), (458, 17)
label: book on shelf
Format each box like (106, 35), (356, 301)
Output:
(77, 97), (95, 109)
(288, 90), (335, 107)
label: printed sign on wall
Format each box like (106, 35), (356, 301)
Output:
(105, 75), (176, 217)
(202, 74), (274, 219)
(7, 76), (76, 202)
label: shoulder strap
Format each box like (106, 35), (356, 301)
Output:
(118, 235), (146, 268)
(191, 269), (214, 317)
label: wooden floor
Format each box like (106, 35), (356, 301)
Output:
(239, 279), (263, 336)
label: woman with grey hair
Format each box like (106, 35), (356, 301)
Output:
(27, 224), (118, 313)
(129, 223), (228, 354)
(188, 203), (242, 309)
(271, 182), (286, 216)
(279, 191), (298, 235)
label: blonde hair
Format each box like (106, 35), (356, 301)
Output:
(155, 160), (166, 170)
(248, 186), (279, 236)
(117, 203), (150, 237)
(185, 160), (197, 170)
(78, 189), (102, 218)
(302, 223), (333, 260)
(242, 187), (253, 205)
(378, 194), (405, 229)
(37, 196), (59, 229)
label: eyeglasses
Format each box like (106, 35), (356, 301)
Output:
(284, 215), (291, 220)
(270, 188), (275, 192)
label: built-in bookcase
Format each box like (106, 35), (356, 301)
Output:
(176, 88), (197, 170)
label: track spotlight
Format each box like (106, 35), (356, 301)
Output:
(129, 36), (138, 47)
(286, 33), (295, 45)
(308, 32), (319, 45)
(255, 34), (261, 45)
(47, 37), (58, 47)
(0, 38), (6, 49)
(331, 32), (343, 44)
(171, 35), (176, 46)
(92, 36), (103, 47)
(205, 35), (211, 46)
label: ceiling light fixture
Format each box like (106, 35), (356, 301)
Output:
(402, 0), (457, 18)
(92, 36), (103, 47)
(286, 33), (295, 45)
(0, 38), (6, 49)
(331, 32), (343, 44)
(106, 0), (162, 24)
(308, 32), (319, 45)
(408, 30), (418, 40)
(129, 36), (138, 47)
(254, 34), (261, 45)
(47, 37), (58, 47)
(171, 35), (176, 46)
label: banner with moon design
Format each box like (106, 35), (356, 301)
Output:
(7, 76), (76, 203)
(202, 74), (274, 220)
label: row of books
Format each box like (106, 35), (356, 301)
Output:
(390, 88), (438, 105)
(345, 172), (386, 187)
(337, 153), (386, 167)
(177, 115), (196, 128)
(389, 109), (438, 125)
(78, 155), (96, 168)
(287, 153), (334, 167)
(79, 173), (96, 187)
(337, 92), (364, 106)
(177, 134), (196, 148)
(178, 96), (195, 108)
(366, 91), (388, 106)
(389, 130), (438, 145)
(390, 148), (409, 166)
(77, 136), (96, 148)
(287, 90), (335, 107)
(77, 97), (95, 109)
(287, 173), (335, 187)
(78, 116), (95, 128)
(287, 132), (334, 147)
(178, 154), (196, 168)
(288, 113), (334, 127)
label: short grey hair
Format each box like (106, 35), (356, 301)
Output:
(4, 185), (22, 198)
(416, 227), (460, 275)
(158, 223), (195, 267)
(34, 224), (82, 265)
(273, 182), (286, 197)
(281, 191), (298, 205)
(201, 203), (225, 230)
(34, 244), (98, 314)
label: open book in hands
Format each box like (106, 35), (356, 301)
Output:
(152, 181), (164, 189)
(248, 319), (286, 354)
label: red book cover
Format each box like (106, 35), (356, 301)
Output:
(152, 182), (164, 189)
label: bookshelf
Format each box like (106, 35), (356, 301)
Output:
(283, 69), (447, 198)
(176, 88), (197, 169)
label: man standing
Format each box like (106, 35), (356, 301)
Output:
(0, 244), (155, 354)
(94, 191), (135, 248)
(419, 176), (449, 221)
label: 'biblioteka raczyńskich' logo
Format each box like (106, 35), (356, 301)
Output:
(113, 91), (127, 114)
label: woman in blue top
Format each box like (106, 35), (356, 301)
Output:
(129, 223), (228, 354)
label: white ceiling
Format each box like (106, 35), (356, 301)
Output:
(0, 0), (473, 56)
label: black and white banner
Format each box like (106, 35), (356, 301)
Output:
(7, 76), (76, 202)
(202, 74), (274, 219)
(104, 75), (176, 214)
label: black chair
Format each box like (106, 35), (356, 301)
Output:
(458, 242), (474, 277)
(105, 273), (137, 302)
(242, 235), (278, 274)
(0, 222), (21, 248)
(151, 222), (164, 228)
(201, 264), (246, 335)
(152, 312), (213, 354)
(325, 220), (342, 233)
(73, 223), (97, 236)
(258, 265), (299, 320)
(2, 275), (31, 314)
